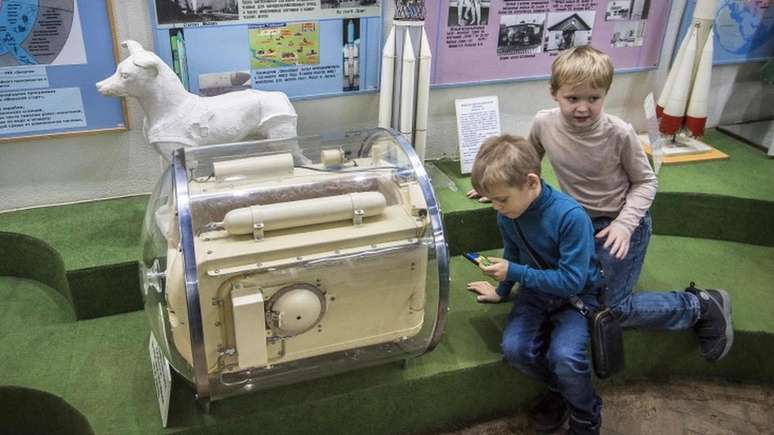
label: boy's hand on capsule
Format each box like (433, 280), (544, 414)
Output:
(596, 223), (631, 260)
(480, 257), (508, 281)
(466, 281), (502, 303)
(466, 188), (491, 203)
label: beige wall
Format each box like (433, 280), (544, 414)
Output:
(0, 0), (771, 212)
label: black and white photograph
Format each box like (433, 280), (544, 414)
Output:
(543, 11), (596, 52)
(611, 20), (646, 47)
(497, 13), (545, 56)
(321, 0), (379, 9)
(447, 0), (491, 27)
(605, 0), (632, 21)
(154, 0), (239, 25)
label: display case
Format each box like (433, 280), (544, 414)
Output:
(140, 128), (449, 402)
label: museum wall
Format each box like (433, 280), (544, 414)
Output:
(0, 0), (771, 212)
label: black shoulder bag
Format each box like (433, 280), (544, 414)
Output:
(513, 221), (625, 379)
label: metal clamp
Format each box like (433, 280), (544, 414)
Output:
(252, 222), (265, 241)
(353, 209), (365, 225)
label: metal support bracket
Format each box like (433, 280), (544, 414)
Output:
(353, 209), (365, 225)
(252, 222), (265, 241)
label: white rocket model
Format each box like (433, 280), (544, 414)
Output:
(657, 0), (717, 138)
(378, 0), (432, 161)
(343, 20), (359, 91)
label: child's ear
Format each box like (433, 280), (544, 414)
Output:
(550, 88), (558, 102)
(526, 173), (541, 188)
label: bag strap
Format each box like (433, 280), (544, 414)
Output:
(513, 221), (548, 270)
(512, 220), (602, 319)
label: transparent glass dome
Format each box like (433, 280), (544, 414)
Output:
(140, 128), (449, 401)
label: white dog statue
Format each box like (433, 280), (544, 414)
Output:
(97, 40), (300, 161)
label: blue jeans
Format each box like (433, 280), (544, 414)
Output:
(593, 212), (700, 329)
(502, 289), (601, 433)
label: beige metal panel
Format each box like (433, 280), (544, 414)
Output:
(200, 205), (424, 268)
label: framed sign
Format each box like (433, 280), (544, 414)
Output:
(0, 0), (128, 142)
(147, 0), (383, 99)
(424, 0), (671, 86)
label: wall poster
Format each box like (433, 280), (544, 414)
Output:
(676, 0), (773, 65)
(148, 0), (383, 99)
(425, 0), (671, 86)
(0, 0), (127, 141)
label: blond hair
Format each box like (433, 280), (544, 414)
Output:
(550, 45), (614, 94)
(471, 135), (541, 196)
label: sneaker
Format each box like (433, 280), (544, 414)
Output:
(686, 282), (734, 361)
(529, 390), (569, 433)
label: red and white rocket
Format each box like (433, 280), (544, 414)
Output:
(378, 1), (432, 161)
(657, 0), (717, 138)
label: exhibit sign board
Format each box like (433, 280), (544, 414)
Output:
(0, 0), (127, 141)
(455, 96), (501, 174)
(148, 0), (383, 99)
(149, 333), (172, 427)
(425, 0), (671, 86)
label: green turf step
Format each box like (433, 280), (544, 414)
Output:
(1, 236), (773, 434)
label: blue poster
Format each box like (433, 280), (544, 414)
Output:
(149, 1), (382, 99)
(677, 0), (774, 64)
(0, 0), (126, 140)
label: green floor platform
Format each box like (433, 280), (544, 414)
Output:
(1, 130), (773, 434)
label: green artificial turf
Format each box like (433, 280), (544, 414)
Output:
(0, 195), (148, 270)
(1, 236), (773, 434)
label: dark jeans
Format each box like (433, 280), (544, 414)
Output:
(593, 212), (700, 329)
(501, 288), (601, 433)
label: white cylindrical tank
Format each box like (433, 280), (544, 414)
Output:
(222, 191), (387, 235)
(214, 153), (294, 181)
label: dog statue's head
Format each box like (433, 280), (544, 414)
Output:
(96, 40), (163, 98)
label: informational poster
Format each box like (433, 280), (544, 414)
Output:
(676, 0), (773, 64)
(0, 0), (126, 141)
(149, 0), (382, 98)
(425, 0), (670, 86)
(455, 96), (501, 174)
(152, 0), (381, 27)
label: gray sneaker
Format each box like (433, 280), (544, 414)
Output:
(686, 282), (734, 361)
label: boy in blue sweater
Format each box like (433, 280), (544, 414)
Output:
(467, 134), (603, 434)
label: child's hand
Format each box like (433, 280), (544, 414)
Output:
(480, 257), (508, 281)
(466, 188), (491, 203)
(596, 223), (631, 260)
(466, 281), (502, 303)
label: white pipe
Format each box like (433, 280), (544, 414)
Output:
(414, 27), (431, 161)
(399, 30), (416, 142)
(223, 192), (387, 235)
(378, 27), (396, 129)
(214, 153), (293, 180)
